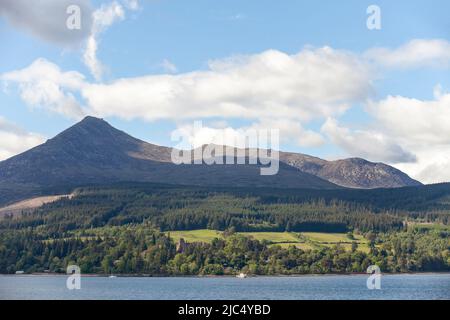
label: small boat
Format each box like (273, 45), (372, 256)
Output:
(236, 273), (247, 279)
(109, 275), (117, 278)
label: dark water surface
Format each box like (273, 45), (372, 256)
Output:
(0, 274), (449, 300)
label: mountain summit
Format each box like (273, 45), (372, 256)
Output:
(279, 153), (421, 189)
(0, 116), (421, 205)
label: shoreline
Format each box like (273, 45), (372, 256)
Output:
(2, 272), (450, 278)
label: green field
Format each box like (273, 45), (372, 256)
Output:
(166, 230), (370, 252)
(408, 222), (450, 232)
(237, 232), (300, 243)
(301, 232), (358, 242)
(167, 229), (223, 243)
(271, 242), (316, 250)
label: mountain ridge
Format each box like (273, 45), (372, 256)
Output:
(0, 116), (421, 205)
(279, 153), (421, 189)
(0, 117), (336, 205)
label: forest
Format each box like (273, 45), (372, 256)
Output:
(0, 183), (449, 275)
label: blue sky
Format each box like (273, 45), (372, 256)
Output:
(1, 0), (450, 183)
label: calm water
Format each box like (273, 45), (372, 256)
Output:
(0, 274), (449, 300)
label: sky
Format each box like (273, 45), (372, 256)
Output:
(0, 0), (450, 183)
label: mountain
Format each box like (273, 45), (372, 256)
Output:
(0, 117), (336, 205)
(279, 152), (422, 189)
(0, 116), (422, 206)
(191, 147), (421, 189)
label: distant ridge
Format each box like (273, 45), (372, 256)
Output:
(279, 152), (422, 189)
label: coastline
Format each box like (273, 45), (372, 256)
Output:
(2, 272), (450, 278)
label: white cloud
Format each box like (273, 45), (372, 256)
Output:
(365, 39), (450, 69)
(160, 59), (178, 74)
(82, 47), (372, 121)
(394, 145), (450, 184)
(367, 86), (450, 145)
(121, 0), (140, 11)
(0, 0), (93, 46)
(1, 58), (86, 119)
(83, 1), (125, 81)
(174, 118), (324, 150)
(366, 86), (450, 183)
(92, 1), (125, 30)
(321, 118), (416, 164)
(84, 35), (102, 81)
(174, 123), (250, 149)
(0, 47), (373, 150)
(249, 119), (324, 148)
(0, 117), (45, 161)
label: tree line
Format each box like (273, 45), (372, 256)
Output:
(0, 224), (448, 275)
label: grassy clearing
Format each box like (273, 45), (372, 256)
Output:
(165, 229), (370, 252)
(269, 242), (315, 250)
(301, 232), (363, 243)
(408, 223), (450, 232)
(167, 229), (223, 243)
(238, 232), (300, 243)
(301, 232), (369, 252)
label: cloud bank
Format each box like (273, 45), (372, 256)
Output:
(1, 46), (373, 122)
